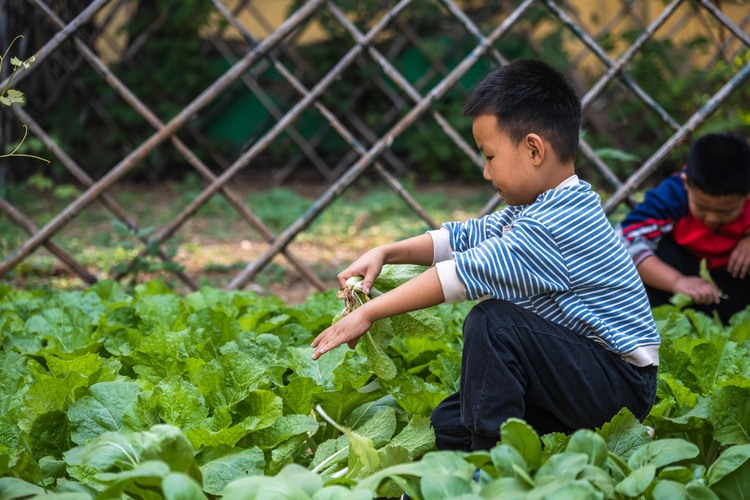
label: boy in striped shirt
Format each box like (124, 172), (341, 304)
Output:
(312, 59), (659, 451)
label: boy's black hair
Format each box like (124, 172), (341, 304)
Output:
(462, 58), (581, 163)
(685, 133), (750, 196)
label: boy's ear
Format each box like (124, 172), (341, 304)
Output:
(525, 133), (545, 165)
(680, 172), (688, 188)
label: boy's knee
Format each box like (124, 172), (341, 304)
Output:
(464, 300), (525, 344)
(430, 395), (472, 451)
(466, 300), (506, 329)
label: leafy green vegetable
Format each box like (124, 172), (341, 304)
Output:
(0, 280), (749, 497)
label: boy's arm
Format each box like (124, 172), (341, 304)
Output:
(637, 255), (721, 305)
(312, 266), (444, 359)
(619, 173), (687, 265)
(337, 233), (436, 294)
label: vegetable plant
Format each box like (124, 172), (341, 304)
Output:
(0, 276), (749, 498)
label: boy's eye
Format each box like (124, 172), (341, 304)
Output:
(485, 156), (494, 161)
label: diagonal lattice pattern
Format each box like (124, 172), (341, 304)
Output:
(1, 0), (748, 295)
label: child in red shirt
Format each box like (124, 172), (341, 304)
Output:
(618, 133), (750, 322)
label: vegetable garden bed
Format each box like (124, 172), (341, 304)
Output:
(1, 269), (749, 499)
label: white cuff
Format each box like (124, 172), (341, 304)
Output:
(435, 260), (466, 303)
(427, 228), (452, 265)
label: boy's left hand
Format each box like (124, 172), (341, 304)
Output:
(311, 309), (372, 360)
(728, 235), (750, 279)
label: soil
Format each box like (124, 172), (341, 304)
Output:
(6, 173), (490, 305)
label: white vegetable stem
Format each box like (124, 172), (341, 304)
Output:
(344, 275), (382, 296)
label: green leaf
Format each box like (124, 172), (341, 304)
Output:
(566, 429), (608, 467)
(615, 464), (656, 496)
(162, 472), (206, 500)
(597, 408), (652, 459)
(235, 390), (283, 433)
(627, 439), (699, 469)
(278, 376), (322, 416)
(96, 459), (170, 497)
(0, 477), (45, 498)
(354, 407), (397, 447)
(578, 464), (616, 497)
(199, 447), (266, 495)
(389, 415), (436, 460)
(24, 306), (99, 355)
(500, 418), (541, 470)
(267, 434), (307, 475)
(706, 455), (750, 500)
(535, 452), (588, 482)
(669, 293), (694, 309)
(524, 477), (601, 498)
(313, 381), (385, 425)
(245, 414), (318, 450)
(311, 435), (348, 474)
(29, 410), (72, 460)
(220, 464), (318, 500)
(686, 480), (721, 499)
(658, 465), (695, 483)
(706, 444), (750, 485)
(312, 485), (373, 499)
(490, 444), (528, 478)
(134, 292), (185, 332)
(185, 413), (260, 449)
(0, 89), (24, 105)
(388, 375), (450, 416)
(479, 477), (531, 498)
(285, 345), (349, 387)
(64, 432), (142, 473)
(68, 381), (144, 444)
(390, 308), (444, 337)
(728, 309), (750, 342)
(363, 327), (397, 380)
(21, 371), (88, 432)
(652, 479), (688, 498)
(353, 460), (431, 494)
(373, 265), (429, 292)
(139, 424), (197, 474)
(707, 385), (750, 446)
(713, 342), (750, 389)
(376, 444), (411, 472)
(151, 378), (208, 429)
(194, 351), (268, 408)
(419, 474), (474, 498)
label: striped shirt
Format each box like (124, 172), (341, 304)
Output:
(431, 176), (660, 366)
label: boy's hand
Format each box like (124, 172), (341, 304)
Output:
(311, 309), (371, 360)
(728, 235), (750, 279)
(673, 276), (721, 305)
(337, 248), (386, 295)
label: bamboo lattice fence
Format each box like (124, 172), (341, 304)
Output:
(1, 0), (749, 296)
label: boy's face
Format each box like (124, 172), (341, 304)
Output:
(682, 174), (747, 228)
(472, 114), (542, 206)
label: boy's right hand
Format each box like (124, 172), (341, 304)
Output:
(337, 248), (386, 295)
(673, 276), (721, 305)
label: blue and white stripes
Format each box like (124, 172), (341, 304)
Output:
(444, 180), (660, 365)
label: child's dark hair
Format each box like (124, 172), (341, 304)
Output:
(462, 59), (581, 163)
(686, 133), (750, 196)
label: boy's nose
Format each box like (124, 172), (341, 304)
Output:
(483, 165), (491, 181)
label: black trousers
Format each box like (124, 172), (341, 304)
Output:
(644, 236), (750, 323)
(430, 300), (657, 451)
